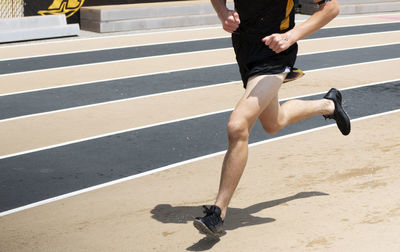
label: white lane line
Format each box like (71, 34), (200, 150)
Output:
(0, 16), (398, 61)
(0, 47), (232, 78)
(1, 29), (398, 62)
(0, 108), (231, 160)
(0, 81), (237, 122)
(0, 60), (236, 97)
(0, 78), (399, 160)
(0, 25), (223, 50)
(302, 30), (400, 43)
(0, 35), (230, 62)
(0, 22), (398, 63)
(1, 58), (399, 123)
(1, 108), (399, 217)
(1, 41), (399, 97)
(299, 41), (400, 56)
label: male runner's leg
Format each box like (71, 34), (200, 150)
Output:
(214, 73), (286, 220)
(258, 94), (335, 135)
(194, 74), (345, 236)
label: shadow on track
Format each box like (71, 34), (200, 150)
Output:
(150, 191), (328, 251)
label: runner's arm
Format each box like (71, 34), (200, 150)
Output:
(210, 0), (240, 33)
(263, 0), (340, 53)
(288, 0), (340, 42)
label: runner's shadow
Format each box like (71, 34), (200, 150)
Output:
(150, 191), (328, 251)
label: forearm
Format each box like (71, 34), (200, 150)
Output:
(210, 0), (240, 33)
(288, 0), (340, 43)
(210, 0), (229, 19)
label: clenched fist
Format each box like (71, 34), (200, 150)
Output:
(218, 9), (240, 33)
(262, 33), (293, 53)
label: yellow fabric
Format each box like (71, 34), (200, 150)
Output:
(283, 68), (304, 83)
(280, 0), (294, 30)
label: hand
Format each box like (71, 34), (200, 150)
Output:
(262, 33), (293, 53)
(218, 9), (240, 33)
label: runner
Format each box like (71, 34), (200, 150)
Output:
(194, 0), (351, 237)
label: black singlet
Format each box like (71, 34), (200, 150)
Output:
(232, 0), (298, 88)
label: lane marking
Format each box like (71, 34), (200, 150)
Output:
(299, 41), (400, 56)
(0, 25), (222, 49)
(1, 29), (399, 63)
(1, 42), (399, 96)
(0, 22), (398, 62)
(1, 108), (399, 217)
(0, 108), (231, 160)
(0, 47), (232, 77)
(0, 81), (237, 119)
(0, 14), (398, 59)
(1, 58), (399, 122)
(301, 30), (400, 43)
(1, 78), (399, 160)
(0, 61), (236, 97)
(0, 35), (230, 62)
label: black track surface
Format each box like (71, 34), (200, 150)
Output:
(1, 81), (399, 212)
(1, 43), (399, 120)
(0, 22), (399, 75)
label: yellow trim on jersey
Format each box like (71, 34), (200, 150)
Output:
(280, 0), (294, 30)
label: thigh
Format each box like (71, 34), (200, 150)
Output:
(230, 74), (285, 128)
(258, 94), (281, 128)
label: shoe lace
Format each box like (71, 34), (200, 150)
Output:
(202, 205), (214, 216)
(323, 114), (334, 120)
(201, 205), (223, 228)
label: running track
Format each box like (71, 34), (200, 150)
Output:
(1, 12), (400, 251)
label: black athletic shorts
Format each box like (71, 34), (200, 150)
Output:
(232, 29), (298, 88)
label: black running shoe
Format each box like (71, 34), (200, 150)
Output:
(193, 205), (224, 237)
(323, 88), (351, 135)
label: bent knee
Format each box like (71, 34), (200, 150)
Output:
(227, 119), (249, 141)
(262, 121), (283, 135)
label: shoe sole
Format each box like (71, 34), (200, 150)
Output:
(193, 219), (221, 238)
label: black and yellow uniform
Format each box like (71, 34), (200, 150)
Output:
(232, 0), (302, 88)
